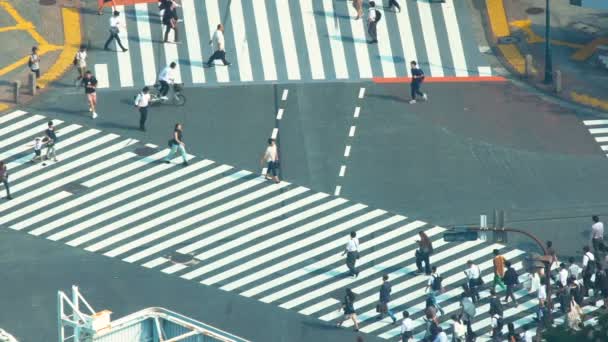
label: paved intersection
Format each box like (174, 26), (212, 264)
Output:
(0, 109), (603, 341)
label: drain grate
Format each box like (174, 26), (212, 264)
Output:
(168, 252), (198, 266)
(61, 182), (88, 195)
(134, 146), (158, 157)
(526, 7), (544, 15)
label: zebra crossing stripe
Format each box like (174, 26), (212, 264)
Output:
(143, 257), (170, 269)
(135, 3), (157, 86)
(417, 1), (444, 77)
(229, 0), (254, 82)
(395, 4), (417, 77)
(442, 0), (468, 76)
(299, 0), (325, 79)
(322, 0), (348, 79)
(274, 0), (301, 80)
(252, 0), (278, 81)
(181, 0), (205, 84)
(94, 64), (109, 88)
(583, 120), (608, 126)
(588, 127), (608, 134)
(0, 120), (63, 151)
(0, 114), (45, 138)
(346, 3), (372, 78)
(0, 110), (28, 125)
(375, 9), (397, 78)
(116, 6), (134, 87)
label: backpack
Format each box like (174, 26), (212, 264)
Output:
(375, 9), (381, 22)
(431, 274), (442, 291)
(28, 57), (33, 68)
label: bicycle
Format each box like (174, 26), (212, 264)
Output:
(134, 83), (186, 106)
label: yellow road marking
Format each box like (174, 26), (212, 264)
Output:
(497, 44), (526, 74)
(571, 92), (608, 111)
(571, 37), (608, 61)
(486, 0), (511, 39)
(0, 102), (10, 112)
(510, 20), (584, 48)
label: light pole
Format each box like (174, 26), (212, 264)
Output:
(544, 0), (553, 84)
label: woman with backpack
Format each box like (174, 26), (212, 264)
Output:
(336, 288), (359, 332)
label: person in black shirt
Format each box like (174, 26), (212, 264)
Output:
(81, 71), (99, 119)
(409, 61), (427, 104)
(163, 4), (179, 43)
(45, 120), (58, 161)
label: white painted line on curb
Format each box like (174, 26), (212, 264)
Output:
(349, 126), (356, 137)
(339, 165), (346, 177)
(358, 88), (365, 99)
(353, 107), (360, 118)
(344, 145), (351, 157)
(282, 89), (289, 101)
(271, 128), (278, 139)
(276, 108), (284, 120)
(334, 185), (341, 196)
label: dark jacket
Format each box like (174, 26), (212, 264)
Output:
(489, 296), (503, 316)
(380, 282), (392, 303)
(504, 267), (518, 286)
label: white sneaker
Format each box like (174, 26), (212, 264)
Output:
(92, 112), (98, 119)
(422, 93), (428, 101)
(409, 99), (416, 104)
(160, 96), (169, 101)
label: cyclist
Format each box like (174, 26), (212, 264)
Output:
(157, 62), (176, 101)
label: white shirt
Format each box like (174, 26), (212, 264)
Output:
(109, 15), (121, 29)
(559, 268), (569, 287)
(569, 263), (582, 279)
(432, 331), (448, 342)
(367, 7), (376, 22)
(538, 284), (547, 300)
(591, 221), (604, 240)
(582, 251), (595, 267)
(30, 54), (40, 70)
(400, 317), (413, 334)
(263, 145), (278, 162)
(465, 264), (480, 280)
(135, 93), (151, 107)
(76, 51), (87, 68)
(158, 66), (176, 83)
(34, 139), (43, 150)
(345, 237), (359, 252)
(212, 29), (225, 51)
(491, 314), (501, 328)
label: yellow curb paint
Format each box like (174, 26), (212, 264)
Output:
(0, 102), (10, 112)
(510, 20), (583, 48)
(498, 44), (526, 74)
(37, 7), (81, 89)
(571, 92), (608, 111)
(486, 0), (511, 39)
(571, 37), (608, 62)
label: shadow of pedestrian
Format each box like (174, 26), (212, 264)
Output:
(97, 121), (138, 131)
(366, 93), (409, 104)
(313, 10), (351, 20)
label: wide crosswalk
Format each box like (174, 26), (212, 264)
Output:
(92, 0), (492, 89)
(0, 110), (601, 340)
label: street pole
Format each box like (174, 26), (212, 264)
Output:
(544, 0), (553, 84)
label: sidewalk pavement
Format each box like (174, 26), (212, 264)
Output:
(484, 0), (608, 113)
(0, 0), (81, 112)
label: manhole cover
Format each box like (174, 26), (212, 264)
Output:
(39, 0), (57, 5)
(134, 146), (158, 157)
(168, 252), (197, 265)
(497, 36), (520, 44)
(526, 7), (544, 15)
(61, 182), (87, 195)
(572, 22), (599, 35)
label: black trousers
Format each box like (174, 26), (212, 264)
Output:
(159, 80), (170, 96)
(346, 251), (358, 276)
(368, 21), (377, 41)
(2, 178), (10, 198)
(468, 279), (480, 303)
(104, 31), (126, 50)
(206, 50), (229, 65)
(139, 107), (148, 130)
(416, 251), (431, 275)
(411, 82), (424, 99)
(164, 24), (178, 42)
(504, 284), (517, 302)
(389, 0), (401, 10)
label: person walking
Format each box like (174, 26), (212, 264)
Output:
(162, 4), (180, 44)
(0, 161), (12, 200)
(503, 260), (519, 306)
(493, 249), (507, 291)
(81, 70), (98, 119)
(104, 11), (128, 52)
(98, 0), (116, 15)
(28, 46), (41, 87)
(425, 266), (445, 316)
(459, 292), (476, 339)
(389, 0), (401, 12)
(260, 138), (280, 183)
(31, 137), (44, 163)
(336, 288), (359, 332)
(557, 262), (569, 288)
(158, 62), (177, 100)
(594, 266), (608, 308)
(409, 61), (427, 104)
(352, 0), (363, 19)
(74, 45), (87, 83)
(489, 289), (503, 320)
(464, 260), (482, 303)
(45, 120), (58, 162)
(568, 256), (582, 281)
(206, 24), (231, 67)
(490, 312), (503, 341)
(590, 215), (604, 252)
(134, 87), (151, 131)
(367, 1), (379, 44)
(415, 231), (433, 275)
(342, 231), (360, 278)
(582, 245), (596, 295)
(451, 315), (467, 342)
(164, 123), (188, 166)
(376, 274), (397, 323)
(545, 240), (558, 268)
(400, 311), (413, 342)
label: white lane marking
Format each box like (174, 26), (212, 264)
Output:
(339, 165), (346, 177)
(334, 185), (341, 196)
(115, 7), (133, 87)
(375, 9), (397, 77)
(134, 4), (156, 86)
(275, 0), (301, 80)
(181, 198), (347, 280)
(589, 127), (608, 134)
(94, 64), (109, 88)
(206, 0), (229, 82)
(346, 4), (372, 78)
(0, 110), (28, 124)
(349, 126), (356, 137)
(281, 89), (289, 101)
(199, 203), (366, 286)
(118, 177), (279, 261)
(69, 162), (223, 247)
(353, 107), (360, 118)
(417, 1), (444, 77)
(0, 120), (64, 150)
(26, 150), (176, 235)
(358, 87), (365, 98)
(83, 166), (241, 252)
(229, 0), (253, 82)
(252, 0), (277, 81)
(594, 136), (608, 143)
(181, 0), (205, 83)
(162, 263), (188, 274)
(442, 0), (468, 76)
(0, 114), (45, 138)
(602, 145), (608, 151)
(5, 192), (72, 228)
(177, 191), (325, 255)
(142, 257), (170, 269)
(478, 66), (492, 76)
(276, 108), (284, 120)
(226, 210), (388, 294)
(237, 212), (399, 296)
(51, 161), (214, 242)
(322, 0), (348, 79)
(271, 128), (278, 139)
(344, 145), (351, 157)
(395, 3), (417, 76)
(584, 120), (608, 126)
(299, 0), (325, 79)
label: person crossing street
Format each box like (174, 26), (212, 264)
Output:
(376, 274), (397, 324)
(158, 62), (177, 100)
(367, 1), (379, 44)
(104, 11), (128, 52)
(205, 24), (231, 67)
(164, 123), (189, 166)
(134, 87), (151, 131)
(81, 70), (99, 119)
(409, 61), (427, 104)
(342, 231), (360, 278)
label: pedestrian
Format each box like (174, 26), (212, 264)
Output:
(503, 260), (519, 306)
(433, 327), (449, 342)
(537, 277), (547, 308)
(557, 262), (568, 288)
(409, 61), (427, 104)
(569, 277), (584, 306)
(162, 3), (180, 44)
(342, 231), (360, 278)
(164, 123), (188, 166)
(389, 0), (401, 12)
(104, 11), (128, 52)
(376, 274), (397, 323)
(459, 292), (476, 339)
(490, 312), (503, 340)
(81, 70), (98, 119)
(0, 161), (12, 200)
(423, 306), (439, 341)
(367, 1), (379, 44)
(425, 265), (445, 316)
(336, 288), (359, 332)
(493, 249), (507, 291)
(582, 245), (596, 295)
(352, 0), (363, 19)
(545, 240), (557, 267)
(506, 322), (522, 342)
(158, 0), (178, 17)
(45, 120), (58, 162)
(158, 62), (177, 100)
(98, 0), (116, 15)
(31, 137), (44, 163)
(451, 315), (466, 342)
(74, 45), (87, 83)
(568, 256), (582, 280)
(594, 266), (608, 308)
(260, 138), (280, 183)
(415, 231), (433, 275)
(400, 310), (413, 342)
(28, 46), (41, 88)
(590, 215), (604, 253)
(464, 260), (482, 303)
(489, 288), (503, 319)
(556, 282), (571, 314)
(134, 87), (151, 131)
(206, 24), (231, 67)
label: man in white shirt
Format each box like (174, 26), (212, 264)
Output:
(568, 256), (582, 280)
(134, 87), (151, 131)
(158, 62), (177, 100)
(104, 11), (128, 52)
(464, 260), (481, 303)
(558, 263), (569, 287)
(205, 24), (231, 67)
(400, 310), (413, 341)
(260, 138), (279, 183)
(591, 215), (604, 252)
(342, 231), (360, 278)
(367, 1), (378, 44)
(582, 245), (596, 293)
